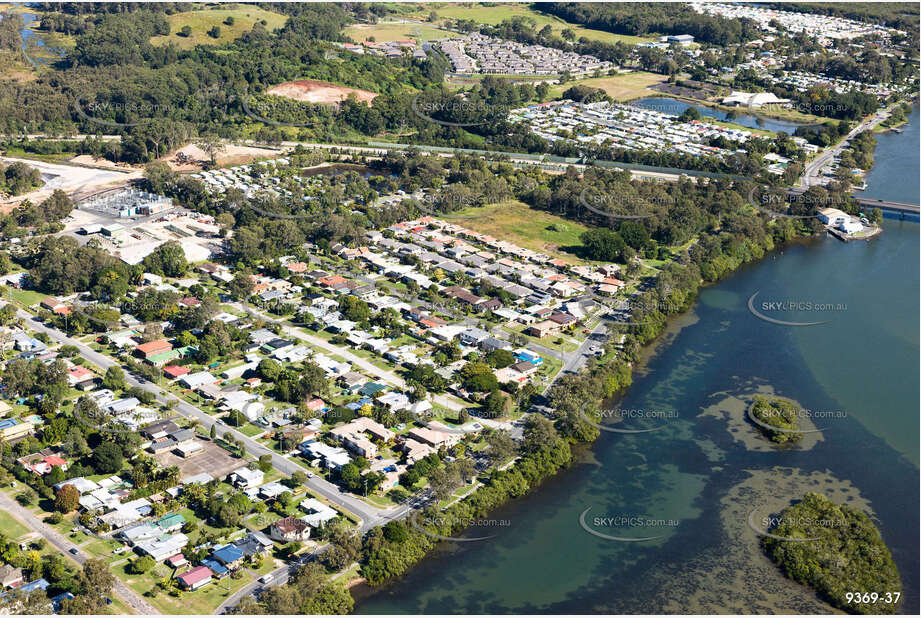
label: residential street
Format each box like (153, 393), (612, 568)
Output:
(12, 307), (400, 530)
(0, 490), (158, 615)
(234, 302), (467, 412)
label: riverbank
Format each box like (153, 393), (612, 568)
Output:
(354, 106), (918, 615)
(348, 221), (825, 605)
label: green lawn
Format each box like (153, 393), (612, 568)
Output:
(444, 200), (590, 264)
(0, 510), (29, 538)
(113, 559), (255, 615)
(3, 285), (45, 308)
(150, 6), (288, 50)
(549, 71), (669, 102)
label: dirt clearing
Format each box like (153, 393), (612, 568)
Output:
(266, 79), (377, 106)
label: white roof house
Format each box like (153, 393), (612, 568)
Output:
(136, 533), (189, 561)
(54, 477), (100, 495)
(179, 371), (218, 389)
(299, 498), (338, 527)
(228, 467), (264, 488)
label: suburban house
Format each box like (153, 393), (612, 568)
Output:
(330, 417), (395, 458)
(401, 438), (436, 464)
(177, 565), (213, 591)
(18, 453), (67, 476)
(0, 419), (35, 442)
(211, 544), (245, 570)
(67, 365), (96, 388)
(458, 328), (491, 347)
(227, 467), (264, 489)
(298, 499), (339, 528)
(526, 319), (563, 338)
(269, 516), (311, 542)
(233, 532), (274, 558)
(135, 339), (173, 360)
(407, 424), (461, 449)
(40, 297), (70, 315)
(0, 564), (24, 588)
(136, 533), (189, 561)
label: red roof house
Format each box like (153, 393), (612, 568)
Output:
(163, 365), (190, 379)
(177, 566), (213, 590)
(136, 339), (173, 359)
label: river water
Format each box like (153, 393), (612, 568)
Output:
(355, 108), (919, 613)
(632, 96), (809, 133)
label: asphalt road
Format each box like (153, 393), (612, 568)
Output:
(0, 490), (159, 615)
(12, 307), (395, 530)
(799, 107), (892, 188)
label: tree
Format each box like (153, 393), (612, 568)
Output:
(92, 442), (124, 474)
(485, 389), (511, 418)
(45, 464), (66, 488)
(486, 429), (517, 468)
(382, 520), (409, 543)
(209, 424), (217, 440)
(208, 25), (221, 38)
(455, 457), (476, 484)
(485, 349), (515, 369)
(340, 463), (362, 492)
(102, 366), (126, 391)
(460, 362), (499, 393)
(257, 454), (273, 473)
(679, 106), (701, 122)
(54, 484), (80, 513)
(580, 228), (634, 263)
(180, 25), (192, 37)
(77, 559), (115, 612)
(198, 134), (225, 166)
(522, 415), (560, 454)
(229, 271), (254, 300)
(142, 240), (188, 277)
(258, 358), (281, 381)
(131, 555), (156, 574)
(427, 466), (459, 501)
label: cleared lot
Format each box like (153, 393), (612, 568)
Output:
(155, 439), (243, 481)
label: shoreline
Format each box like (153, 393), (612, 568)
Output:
(349, 225), (827, 610)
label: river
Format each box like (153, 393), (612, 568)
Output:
(354, 109), (919, 614)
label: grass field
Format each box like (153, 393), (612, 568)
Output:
(344, 22), (453, 43)
(150, 5), (288, 49)
(444, 200), (589, 264)
(550, 71), (669, 102)
(3, 285), (45, 308)
(413, 3), (655, 45)
(0, 509), (29, 539)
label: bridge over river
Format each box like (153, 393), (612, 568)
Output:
(853, 196), (920, 221)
